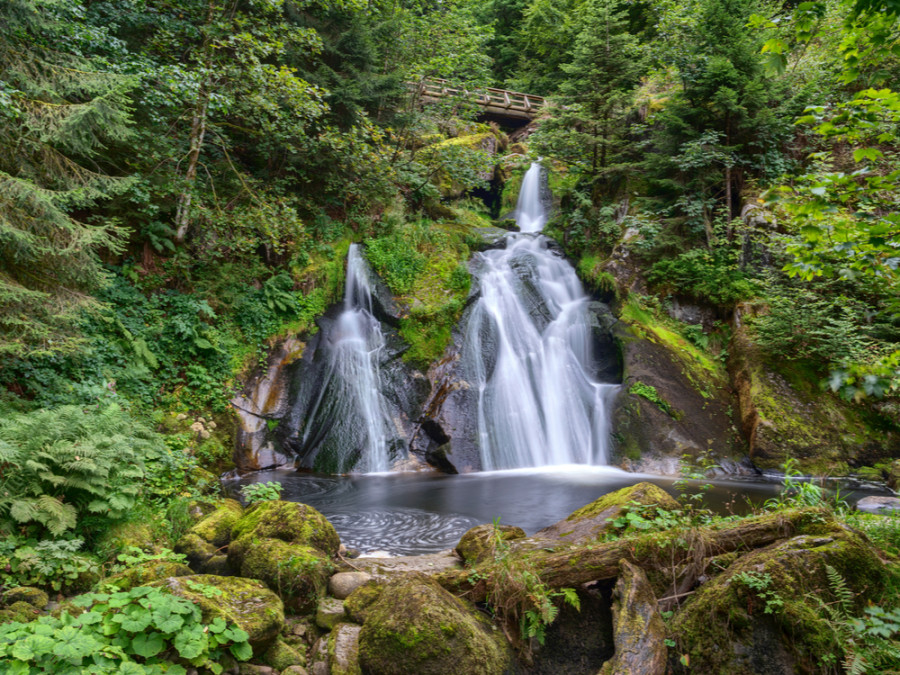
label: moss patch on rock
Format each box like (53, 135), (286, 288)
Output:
(358, 573), (510, 675)
(191, 498), (244, 547)
(230, 500), (339, 556)
(263, 637), (306, 671)
(151, 574), (284, 654)
(101, 561), (193, 591)
(2, 586), (48, 609)
(456, 524), (526, 565)
(344, 581), (385, 624)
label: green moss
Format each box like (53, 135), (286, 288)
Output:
(151, 574), (285, 654)
(456, 524), (527, 565)
(568, 483), (679, 521)
(628, 381), (678, 418)
(344, 581), (385, 624)
(96, 513), (172, 560)
(263, 637), (306, 671)
(191, 499), (243, 547)
(229, 538), (334, 612)
(577, 256), (618, 298)
(358, 574), (510, 675)
(0, 601), (41, 624)
(230, 500), (340, 556)
(2, 587), (48, 609)
(101, 561), (193, 591)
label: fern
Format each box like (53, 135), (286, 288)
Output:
(0, 404), (164, 538)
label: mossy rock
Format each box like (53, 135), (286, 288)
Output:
(101, 561), (193, 591)
(0, 601), (41, 624)
(188, 466), (220, 493)
(174, 532), (219, 571)
(536, 482), (679, 545)
(263, 637), (306, 671)
(2, 586), (48, 609)
(230, 500), (340, 558)
(227, 537), (334, 613)
(96, 516), (170, 558)
(151, 574), (284, 654)
(344, 580), (384, 624)
(670, 530), (887, 674)
(191, 498), (243, 547)
(455, 524), (526, 565)
(358, 574), (510, 675)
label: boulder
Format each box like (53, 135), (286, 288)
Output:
(357, 574), (510, 675)
(227, 538), (334, 613)
(535, 483), (679, 545)
(316, 596), (347, 630)
(97, 517), (170, 557)
(0, 601), (41, 623)
(101, 561), (193, 591)
(230, 500), (340, 560)
(175, 499), (243, 571)
(598, 560), (666, 675)
(456, 524), (526, 565)
(310, 623), (362, 675)
(263, 637), (306, 672)
(670, 531), (887, 674)
(329, 572), (373, 600)
(2, 587), (48, 609)
(344, 581), (385, 624)
(856, 495), (900, 514)
(151, 574), (284, 654)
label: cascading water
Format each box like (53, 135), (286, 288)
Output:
(514, 162), (548, 233)
(464, 163), (619, 470)
(296, 245), (395, 473)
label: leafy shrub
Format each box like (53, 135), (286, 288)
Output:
(647, 247), (758, 306)
(0, 537), (99, 593)
(0, 405), (163, 537)
(0, 586), (253, 674)
(240, 481), (283, 505)
(364, 236), (426, 295)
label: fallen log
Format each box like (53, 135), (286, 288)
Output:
(437, 507), (838, 601)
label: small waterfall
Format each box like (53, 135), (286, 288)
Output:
(514, 162), (548, 233)
(463, 164), (619, 469)
(297, 244), (394, 473)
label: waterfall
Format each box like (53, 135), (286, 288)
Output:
(514, 162), (548, 233)
(297, 244), (394, 473)
(463, 164), (618, 469)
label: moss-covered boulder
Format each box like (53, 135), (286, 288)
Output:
(730, 308), (899, 473)
(2, 586), (48, 609)
(151, 574), (284, 654)
(0, 601), (41, 623)
(344, 581), (384, 624)
(96, 516), (171, 558)
(101, 561), (193, 591)
(263, 637), (306, 671)
(611, 297), (744, 470)
(358, 574), (510, 675)
(174, 498), (243, 571)
(230, 500), (340, 559)
(456, 524), (526, 565)
(536, 482), (679, 545)
(670, 531), (887, 674)
(227, 538), (334, 613)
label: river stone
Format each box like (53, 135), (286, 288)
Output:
(344, 581), (384, 624)
(456, 524), (526, 565)
(598, 559), (666, 675)
(151, 574), (284, 654)
(310, 623), (362, 675)
(329, 572), (373, 599)
(358, 573), (510, 675)
(2, 587), (48, 609)
(316, 596), (347, 630)
(856, 495), (900, 514)
(671, 530), (886, 674)
(262, 637), (306, 671)
(535, 482), (679, 545)
(282, 668), (309, 675)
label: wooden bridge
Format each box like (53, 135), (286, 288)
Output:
(414, 78), (546, 121)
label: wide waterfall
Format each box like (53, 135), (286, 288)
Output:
(464, 163), (619, 469)
(294, 244), (395, 473)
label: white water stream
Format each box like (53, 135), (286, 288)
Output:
(299, 244), (394, 472)
(465, 163), (619, 469)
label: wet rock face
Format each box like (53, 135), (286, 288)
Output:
(262, 304), (428, 474)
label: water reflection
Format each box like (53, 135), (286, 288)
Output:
(226, 466), (889, 556)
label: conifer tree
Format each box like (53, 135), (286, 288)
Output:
(0, 0), (134, 356)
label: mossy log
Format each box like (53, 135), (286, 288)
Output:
(437, 508), (836, 600)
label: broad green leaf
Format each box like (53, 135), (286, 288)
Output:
(230, 640), (253, 661)
(131, 631), (165, 658)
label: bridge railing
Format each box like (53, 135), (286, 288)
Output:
(414, 78), (545, 118)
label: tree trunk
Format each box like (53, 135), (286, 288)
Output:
(437, 508), (830, 600)
(174, 86), (209, 244)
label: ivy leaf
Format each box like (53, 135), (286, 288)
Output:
(131, 631), (165, 658)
